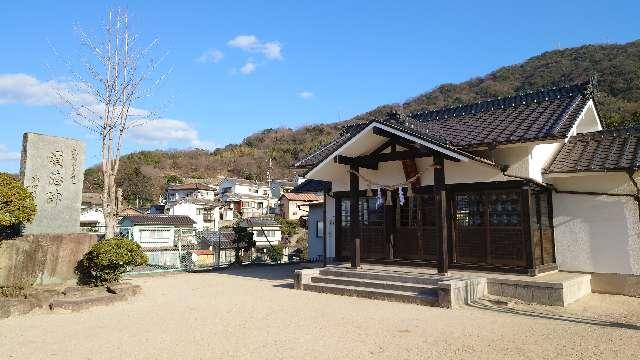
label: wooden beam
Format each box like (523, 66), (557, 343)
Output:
(334, 155), (378, 170)
(349, 165), (361, 268)
(372, 126), (461, 162)
(433, 155), (449, 274)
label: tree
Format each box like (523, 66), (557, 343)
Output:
(231, 224), (256, 265)
(58, 8), (167, 238)
(0, 173), (37, 238)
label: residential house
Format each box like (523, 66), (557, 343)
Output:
(80, 193), (105, 232)
(239, 217), (283, 249)
(166, 183), (217, 204)
(295, 81), (640, 297)
(292, 180), (332, 261)
(118, 214), (196, 248)
(278, 192), (323, 220)
(219, 177), (271, 217)
(166, 198), (233, 231)
(270, 179), (295, 199)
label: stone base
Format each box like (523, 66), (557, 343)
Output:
(485, 273), (591, 306)
(590, 273), (640, 297)
(0, 233), (99, 287)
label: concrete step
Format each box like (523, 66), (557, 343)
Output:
(311, 275), (438, 294)
(319, 268), (451, 286)
(303, 282), (439, 306)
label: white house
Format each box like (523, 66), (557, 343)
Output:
(165, 198), (232, 231)
(166, 183), (217, 204)
(239, 217), (283, 248)
(270, 179), (295, 199)
(219, 177), (271, 218)
(295, 81), (640, 297)
(80, 193), (105, 232)
(118, 214), (196, 248)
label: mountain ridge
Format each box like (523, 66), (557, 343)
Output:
(84, 40), (640, 205)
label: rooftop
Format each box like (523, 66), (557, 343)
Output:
(239, 217), (280, 228)
(296, 82), (595, 168)
(280, 192), (323, 202)
(167, 183), (216, 191)
(119, 214), (196, 226)
(546, 126), (640, 173)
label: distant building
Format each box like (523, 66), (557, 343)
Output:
(118, 214), (196, 248)
(80, 193), (105, 232)
(166, 183), (217, 204)
(270, 179), (295, 199)
(165, 198), (233, 231)
(278, 192), (323, 220)
(238, 217), (282, 249)
(219, 177), (271, 218)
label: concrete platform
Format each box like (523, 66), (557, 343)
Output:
(294, 264), (591, 307)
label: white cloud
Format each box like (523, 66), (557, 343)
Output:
(0, 73), (95, 107)
(196, 49), (224, 63)
(0, 73), (215, 151)
(0, 144), (20, 162)
(227, 34), (283, 60)
(299, 91), (314, 99)
(128, 119), (217, 150)
(240, 61), (257, 75)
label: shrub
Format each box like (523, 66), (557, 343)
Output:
(75, 237), (148, 286)
(266, 245), (284, 263)
(232, 224), (255, 265)
(0, 173), (37, 238)
(276, 217), (300, 237)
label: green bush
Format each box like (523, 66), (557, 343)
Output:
(276, 217), (301, 237)
(266, 245), (284, 263)
(0, 173), (37, 238)
(75, 237), (148, 286)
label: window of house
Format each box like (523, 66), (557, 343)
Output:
(257, 202), (263, 209)
(316, 221), (324, 237)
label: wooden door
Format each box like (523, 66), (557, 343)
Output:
(395, 194), (436, 260)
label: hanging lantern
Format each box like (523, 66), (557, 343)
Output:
(407, 185), (414, 197)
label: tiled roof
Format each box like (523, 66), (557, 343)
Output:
(292, 179), (331, 193)
(119, 214), (196, 226)
(295, 82), (594, 168)
(546, 127), (640, 173)
(239, 217), (280, 228)
(199, 231), (241, 249)
(280, 192), (323, 202)
(168, 183), (215, 191)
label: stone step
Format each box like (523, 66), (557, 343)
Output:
(318, 268), (451, 285)
(311, 275), (438, 294)
(302, 282), (440, 306)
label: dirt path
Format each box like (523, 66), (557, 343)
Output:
(1, 266), (639, 360)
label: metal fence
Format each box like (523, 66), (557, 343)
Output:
(127, 229), (308, 275)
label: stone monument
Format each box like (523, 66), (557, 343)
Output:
(19, 133), (86, 234)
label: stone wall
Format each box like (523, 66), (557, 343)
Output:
(0, 233), (99, 288)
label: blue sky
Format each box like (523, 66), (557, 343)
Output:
(0, 0), (638, 172)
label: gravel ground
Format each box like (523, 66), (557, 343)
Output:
(1, 265), (639, 360)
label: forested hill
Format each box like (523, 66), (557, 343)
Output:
(84, 40), (640, 205)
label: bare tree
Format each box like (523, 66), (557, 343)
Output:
(57, 8), (167, 238)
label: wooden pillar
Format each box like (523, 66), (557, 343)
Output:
(349, 165), (361, 268)
(434, 155), (448, 274)
(384, 189), (395, 260)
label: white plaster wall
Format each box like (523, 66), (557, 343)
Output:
(570, 100), (602, 135)
(529, 142), (563, 183)
(549, 172), (640, 275)
(167, 202), (203, 230)
(553, 193), (640, 275)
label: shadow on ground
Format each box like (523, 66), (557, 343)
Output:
(191, 263), (322, 288)
(468, 300), (640, 331)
